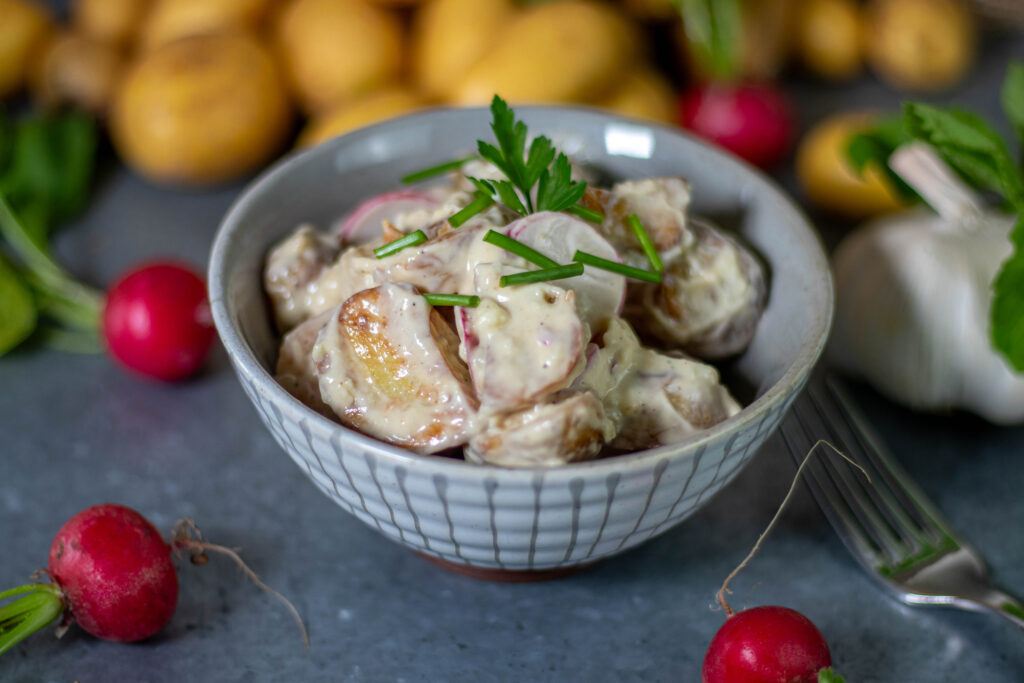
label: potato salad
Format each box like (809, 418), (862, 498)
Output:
(263, 99), (766, 467)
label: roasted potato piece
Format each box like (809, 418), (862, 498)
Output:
(0, 0), (53, 98)
(596, 177), (694, 262)
(312, 283), (479, 454)
(264, 224), (341, 331)
(638, 219), (766, 359)
(275, 310), (334, 416)
(467, 392), (614, 468)
(459, 265), (587, 413)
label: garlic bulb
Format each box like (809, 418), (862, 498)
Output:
(829, 143), (1024, 424)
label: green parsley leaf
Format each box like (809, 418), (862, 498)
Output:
(536, 153), (587, 213)
(1002, 61), (1024, 146)
(903, 103), (1024, 210)
(470, 176), (528, 216)
(817, 667), (847, 683)
(0, 252), (36, 355)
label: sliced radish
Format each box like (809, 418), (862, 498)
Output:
(504, 211), (626, 331)
(334, 190), (439, 246)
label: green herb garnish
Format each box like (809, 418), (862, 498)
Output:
(673, 0), (742, 82)
(478, 96), (556, 213)
(448, 191), (495, 228)
(482, 230), (558, 269)
(401, 155), (478, 185)
(627, 213), (663, 272)
(573, 250), (662, 283)
(848, 61), (1024, 371)
(567, 204), (605, 223)
(499, 263), (584, 287)
(373, 229), (428, 259)
(422, 293), (480, 307)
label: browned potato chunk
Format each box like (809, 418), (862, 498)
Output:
(275, 310), (334, 417)
(312, 283), (479, 454)
(467, 392), (613, 468)
(264, 224), (341, 331)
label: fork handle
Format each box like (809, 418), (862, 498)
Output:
(971, 588), (1024, 630)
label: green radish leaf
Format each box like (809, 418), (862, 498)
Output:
(845, 115), (918, 201)
(817, 668), (847, 683)
(991, 216), (1024, 373)
(674, 0), (742, 82)
(0, 252), (36, 354)
(1002, 61), (1024, 146)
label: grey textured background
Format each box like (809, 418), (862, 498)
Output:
(1, 6), (1022, 681)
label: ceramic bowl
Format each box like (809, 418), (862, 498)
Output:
(208, 106), (833, 578)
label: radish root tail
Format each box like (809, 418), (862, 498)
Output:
(715, 440), (869, 617)
(170, 519), (309, 654)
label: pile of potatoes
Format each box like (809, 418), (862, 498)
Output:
(0, 0), (679, 187)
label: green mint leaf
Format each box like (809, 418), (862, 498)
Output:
(674, 0), (742, 81)
(1002, 61), (1024, 146)
(991, 215), (1024, 372)
(0, 252), (36, 354)
(817, 668), (847, 683)
(904, 103), (1024, 209)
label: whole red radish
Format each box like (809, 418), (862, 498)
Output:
(49, 504), (178, 642)
(103, 261), (216, 381)
(678, 83), (796, 169)
(702, 605), (832, 683)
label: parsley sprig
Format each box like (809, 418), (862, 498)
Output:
(847, 61), (1024, 372)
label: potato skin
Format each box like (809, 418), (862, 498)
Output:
(72, 0), (150, 47)
(298, 88), (429, 148)
(411, 0), (514, 99)
(593, 67), (676, 124)
(111, 32), (292, 186)
(273, 0), (404, 113)
(0, 0), (53, 98)
(793, 0), (862, 81)
(140, 0), (275, 51)
(796, 112), (906, 218)
(449, 0), (640, 105)
(32, 31), (127, 116)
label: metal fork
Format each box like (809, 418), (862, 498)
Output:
(779, 372), (1024, 630)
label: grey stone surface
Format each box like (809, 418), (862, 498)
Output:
(1, 13), (1022, 681)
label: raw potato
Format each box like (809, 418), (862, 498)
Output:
(72, 0), (150, 46)
(32, 32), (127, 116)
(863, 0), (975, 92)
(594, 67), (676, 124)
(793, 0), (861, 80)
(0, 0), (53, 98)
(111, 32), (292, 186)
(274, 0), (404, 113)
(796, 112), (906, 218)
(140, 0), (275, 51)
(411, 0), (515, 99)
(298, 88), (429, 148)
(450, 0), (640, 105)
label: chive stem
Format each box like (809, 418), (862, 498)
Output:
(483, 230), (559, 269)
(567, 204), (605, 223)
(499, 263), (583, 287)
(448, 194), (494, 228)
(373, 229), (428, 259)
(573, 250), (662, 283)
(627, 213), (664, 272)
(402, 155), (478, 185)
(423, 293), (480, 307)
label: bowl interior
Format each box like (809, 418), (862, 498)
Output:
(210, 106), (833, 468)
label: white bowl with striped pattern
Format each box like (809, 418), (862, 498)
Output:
(209, 106), (833, 577)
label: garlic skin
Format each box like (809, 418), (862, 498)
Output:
(830, 207), (1024, 424)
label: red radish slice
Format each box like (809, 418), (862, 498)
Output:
(335, 190), (439, 246)
(504, 211), (626, 332)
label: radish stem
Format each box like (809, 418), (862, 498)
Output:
(0, 583), (64, 656)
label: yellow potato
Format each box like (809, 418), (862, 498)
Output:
(793, 0), (861, 80)
(111, 32), (292, 186)
(796, 112), (906, 218)
(72, 0), (151, 46)
(274, 0), (404, 114)
(32, 31), (127, 116)
(450, 0), (640, 106)
(863, 0), (975, 92)
(411, 0), (515, 99)
(140, 0), (275, 50)
(298, 88), (429, 147)
(0, 0), (53, 98)
(593, 67), (676, 125)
